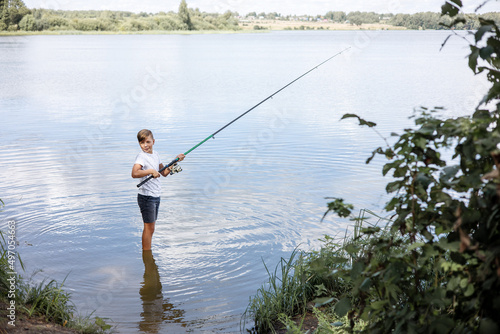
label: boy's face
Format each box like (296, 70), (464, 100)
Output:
(139, 135), (155, 154)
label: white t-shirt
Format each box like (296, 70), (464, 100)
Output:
(135, 150), (163, 197)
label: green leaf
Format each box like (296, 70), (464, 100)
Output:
(334, 297), (351, 317)
(340, 113), (358, 120)
(469, 46), (480, 72)
(449, 17), (466, 27)
(393, 166), (408, 178)
(407, 242), (425, 251)
(313, 297), (335, 307)
(416, 173), (432, 190)
(350, 261), (365, 280)
(441, 0), (462, 17)
(414, 136), (428, 150)
(475, 25), (493, 43)
(422, 244), (439, 258)
(464, 283), (474, 297)
(360, 227), (381, 235)
(417, 126), (435, 137)
(366, 150), (377, 164)
(340, 113), (377, 127)
(95, 317), (112, 331)
(422, 229), (434, 241)
(472, 108), (490, 119)
(439, 165), (460, 184)
(438, 237), (460, 252)
(479, 46), (495, 60)
(433, 191), (452, 205)
(382, 163), (392, 176)
(360, 278), (371, 292)
(344, 243), (361, 256)
(386, 181), (402, 193)
(370, 300), (388, 310)
(447, 277), (460, 291)
(383, 160), (403, 176)
(322, 198), (353, 220)
(385, 197), (401, 211)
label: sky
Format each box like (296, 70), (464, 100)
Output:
(22, 0), (496, 16)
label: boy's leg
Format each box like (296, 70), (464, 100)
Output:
(138, 194), (160, 250)
(142, 222), (155, 250)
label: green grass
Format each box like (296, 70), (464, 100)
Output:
(21, 275), (73, 322)
(243, 248), (309, 333)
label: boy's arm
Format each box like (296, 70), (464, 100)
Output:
(131, 164), (160, 179)
(159, 154), (184, 177)
(159, 163), (171, 177)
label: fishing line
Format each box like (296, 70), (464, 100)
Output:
(137, 47), (351, 188)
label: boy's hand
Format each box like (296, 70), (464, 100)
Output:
(150, 170), (161, 178)
(177, 154), (185, 161)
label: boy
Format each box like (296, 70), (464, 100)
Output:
(132, 129), (185, 250)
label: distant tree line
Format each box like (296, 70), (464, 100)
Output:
(250, 10), (500, 30)
(0, 0), (30, 30)
(1, 0), (499, 32)
(0, 0), (240, 32)
(384, 12), (500, 29)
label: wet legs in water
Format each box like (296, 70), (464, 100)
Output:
(142, 222), (155, 250)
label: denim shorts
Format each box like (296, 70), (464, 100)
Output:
(137, 194), (160, 224)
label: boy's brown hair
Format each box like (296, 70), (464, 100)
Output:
(137, 129), (154, 143)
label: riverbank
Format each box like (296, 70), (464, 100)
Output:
(0, 301), (79, 334)
(0, 21), (406, 36)
(239, 19), (407, 31)
(0, 29), (249, 36)
(0, 278), (112, 334)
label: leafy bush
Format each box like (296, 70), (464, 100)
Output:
(18, 14), (36, 31)
(322, 1), (500, 332)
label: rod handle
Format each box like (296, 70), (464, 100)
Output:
(136, 157), (179, 188)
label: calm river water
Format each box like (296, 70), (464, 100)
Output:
(0, 30), (487, 333)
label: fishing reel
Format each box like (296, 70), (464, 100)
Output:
(169, 162), (182, 175)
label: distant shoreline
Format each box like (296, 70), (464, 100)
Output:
(239, 20), (407, 31)
(2, 4), (497, 36)
(0, 30), (247, 36)
(0, 22), (409, 36)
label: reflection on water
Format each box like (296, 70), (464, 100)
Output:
(140, 250), (185, 333)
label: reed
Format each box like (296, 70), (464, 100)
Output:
(0, 230), (19, 298)
(243, 212), (387, 333)
(243, 248), (309, 333)
(21, 275), (73, 322)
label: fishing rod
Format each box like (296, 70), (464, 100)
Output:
(137, 47), (351, 188)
